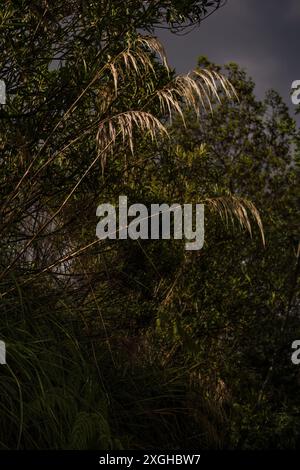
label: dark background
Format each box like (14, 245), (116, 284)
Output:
(157, 0), (300, 120)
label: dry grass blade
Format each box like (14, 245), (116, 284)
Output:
(100, 36), (236, 171)
(137, 36), (170, 71)
(107, 36), (168, 96)
(155, 70), (237, 123)
(205, 196), (265, 245)
(96, 111), (169, 171)
(195, 69), (237, 100)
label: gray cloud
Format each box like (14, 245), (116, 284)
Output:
(286, 0), (300, 21)
(156, 0), (300, 121)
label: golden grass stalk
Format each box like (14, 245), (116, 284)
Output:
(205, 195), (265, 245)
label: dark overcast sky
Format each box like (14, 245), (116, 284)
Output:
(156, 0), (300, 120)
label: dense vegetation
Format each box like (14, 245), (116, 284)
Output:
(0, 0), (299, 449)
